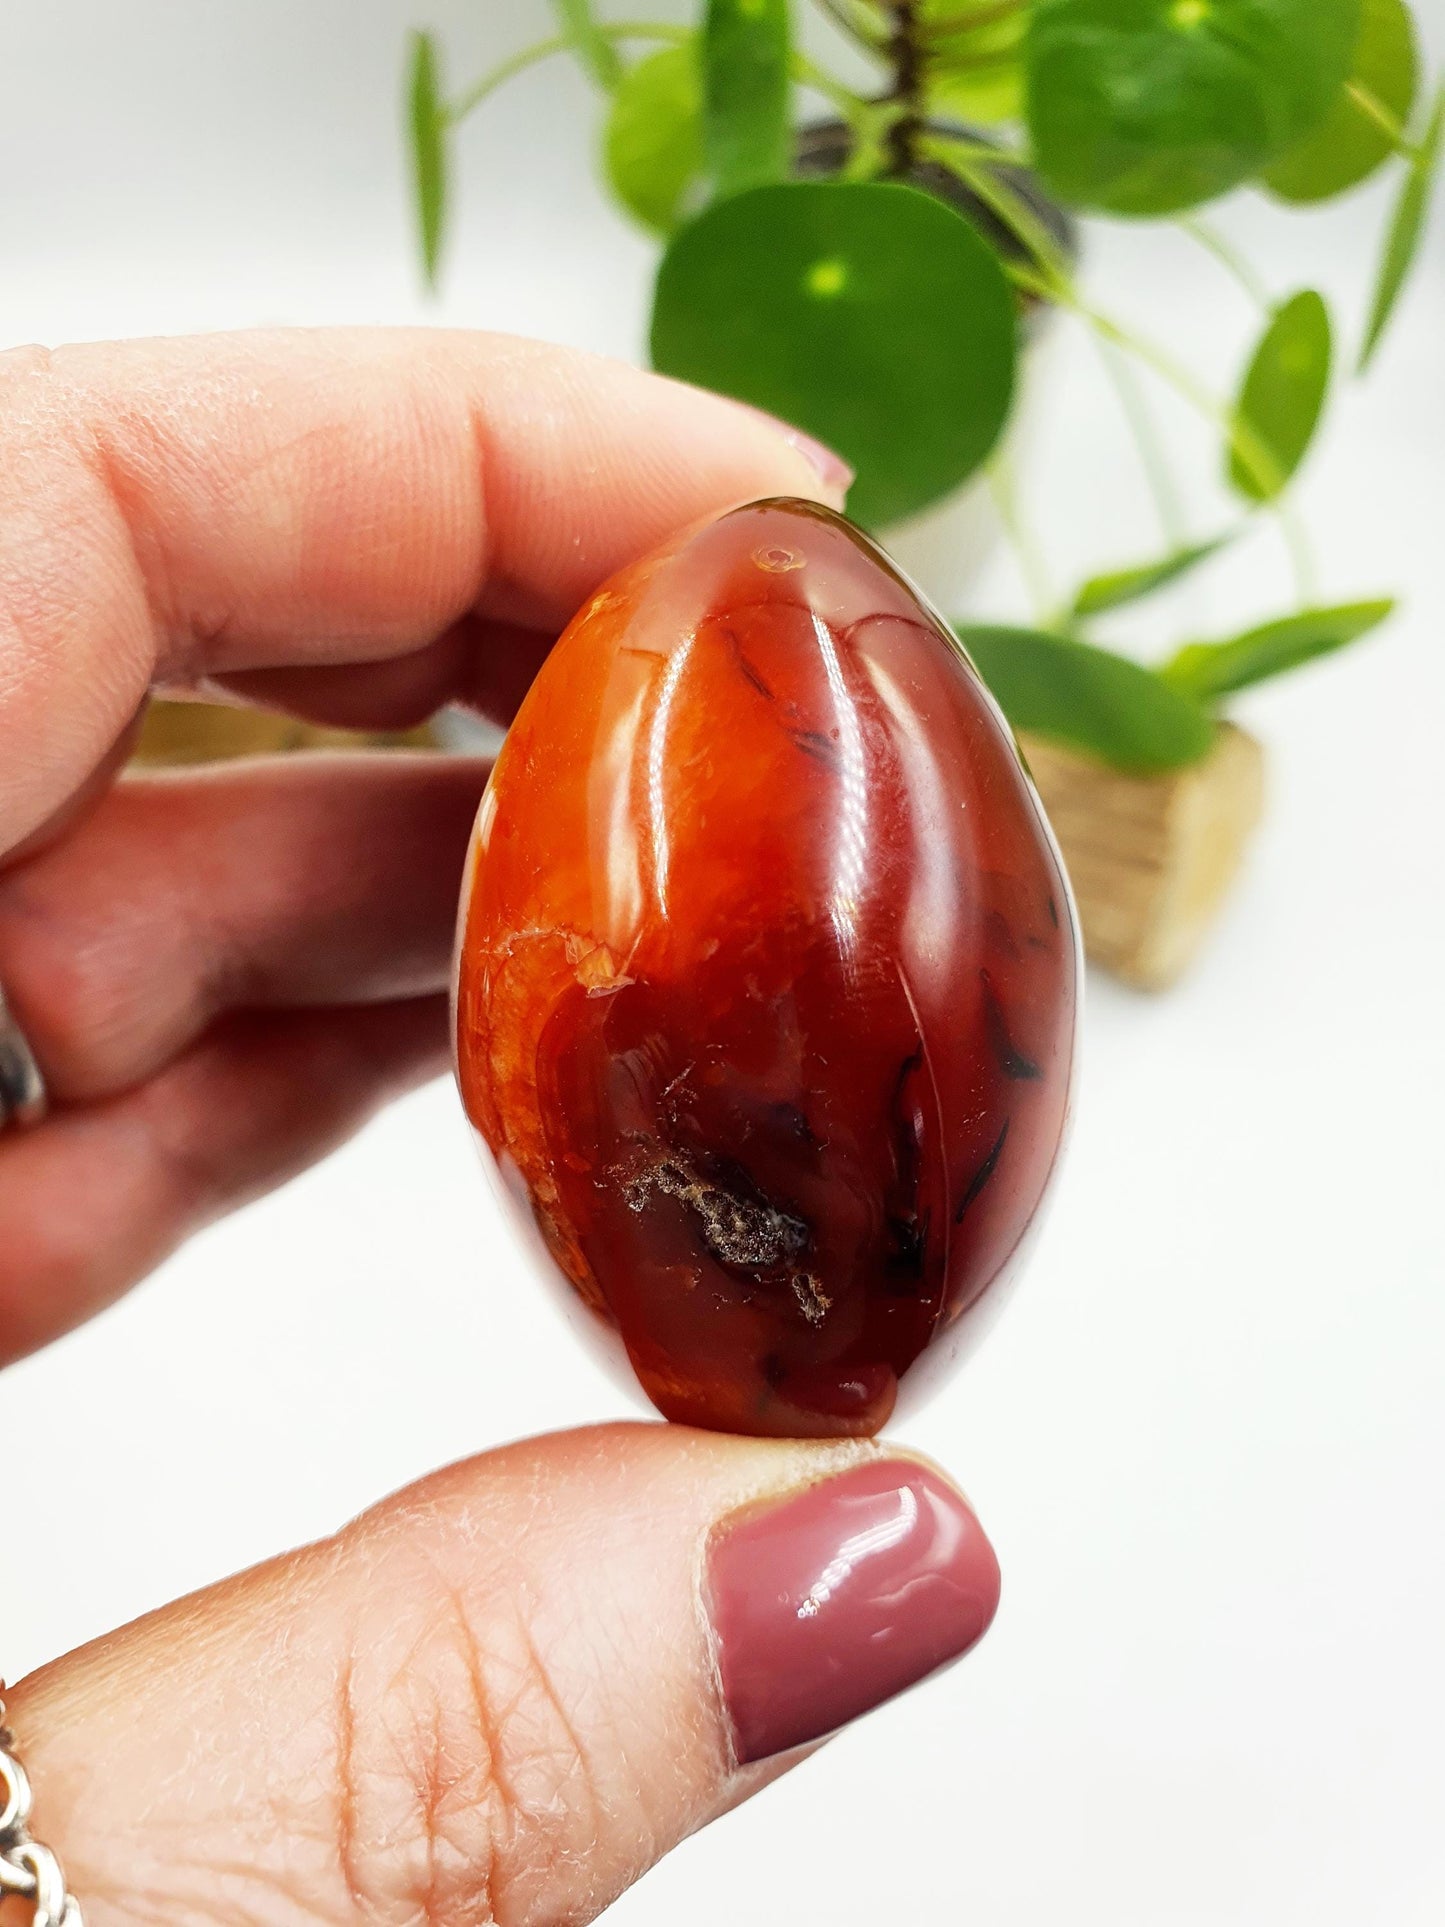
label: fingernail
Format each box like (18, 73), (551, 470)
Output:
(728, 400), (855, 495)
(706, 1458), (1001, 1764)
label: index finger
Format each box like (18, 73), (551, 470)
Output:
(0, 328), (849, 852)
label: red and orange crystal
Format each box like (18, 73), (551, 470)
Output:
(456, 500), (1076, 1437)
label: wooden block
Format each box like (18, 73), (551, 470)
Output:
(1018, 723), (1266, 991)
(132, 699), (435, 766)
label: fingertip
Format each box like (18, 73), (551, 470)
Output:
(5, 1422), (994, 1926)
(710, 394), (856, 506)
(705, 1452), (1001, 1766)
(649, 374), (854, 511)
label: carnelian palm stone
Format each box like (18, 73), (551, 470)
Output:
(456, 499), (1077, 1438)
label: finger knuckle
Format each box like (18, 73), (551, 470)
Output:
(333, 1533), (608, 1927)
(0, 809), (200, 1098)
(0, 899), (129, 1084)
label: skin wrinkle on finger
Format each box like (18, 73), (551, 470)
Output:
(0, 704), (146, 876)
(346, 1572), (590, 1927)
(325, 1430), (875, 1927)
(0, 412), (154, 848)
(10, 1427), (883, 1927)
(0, 329), (842, 857)
(55, 333), (493, 674)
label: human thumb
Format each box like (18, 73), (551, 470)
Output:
(7, 1422), (999, 1925)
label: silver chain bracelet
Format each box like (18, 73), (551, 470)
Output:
(0, 1693), (83, 1927)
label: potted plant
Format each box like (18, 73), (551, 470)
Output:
(383, 0), (1442, 985)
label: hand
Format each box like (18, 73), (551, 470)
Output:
(0, 331), (999, 1925)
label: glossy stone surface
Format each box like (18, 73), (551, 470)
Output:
(456, 500), (1077, 1437)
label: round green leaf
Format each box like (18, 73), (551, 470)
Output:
(957, 624), (1216, 772)
(1025, 0), (1362, 216)
(1227, 289), (1332, 501)
(603, 43), (704, 236)
(1264, 0), (1417, 202)
(650, 181), (1018, 528)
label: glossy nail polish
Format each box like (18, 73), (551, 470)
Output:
(706, 1458), (1001, 1764)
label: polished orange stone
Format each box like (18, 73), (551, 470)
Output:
(456, 499), (1077, 1437)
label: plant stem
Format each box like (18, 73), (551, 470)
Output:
(795, 52), (871, 120)
(884, 3), (925, 176)
(1008, 264), (1317, 606)
(988, 447), (1056, 625)
(928, 148), (1223, 582)
(1179, 216), (1271, 314)
(922, 104), (1320, 613)
(921, 137), (1068, 283)
(1274, 498), (1319, 607)
(1346, 80), (1420, 158)
(1071, 296), (1280, 488)
(1083, 301), (1316, 606)
(1094, 335), (1188, 549)
(448, 22), (687, 122)
(920, 132), (1031, 170)
(814, 0), (889, 50)
(834, 98), (905, 178)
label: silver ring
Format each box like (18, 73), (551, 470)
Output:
(0, 982), (47, 1131)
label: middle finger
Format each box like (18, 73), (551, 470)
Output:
(0, 750), (486, 1103)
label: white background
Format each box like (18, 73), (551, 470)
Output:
(2, 3), (1443, 1922)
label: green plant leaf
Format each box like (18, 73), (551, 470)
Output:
(1227, 290), (1332, 501)
(925, 6), (1026, 126)
(651, 181), (1018, 528)
(407, 30), (448, 289)
(1161, 599), (1394, 698)
(703, 0), (791, 197)
(604, 43), (704, 234)
(957, 624), (1216, 773)
(1360, 85), (1445, 368)
(1025, 0), (1361, 215)
(929, 65), (1025, 129)
(1070, 534), (1233, 619)
(1264, 0), (1417, 203)
(552, 0), (623, 90)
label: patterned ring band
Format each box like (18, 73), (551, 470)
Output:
(1, 1696), (83, 1927)
(0, 983), (47, 1132)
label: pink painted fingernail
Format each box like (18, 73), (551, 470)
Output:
(706, 1458), (1001, 1764)
(729, 400), (855, 494)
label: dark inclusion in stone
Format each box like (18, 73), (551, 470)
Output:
(456, 500), (1078, 1438)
